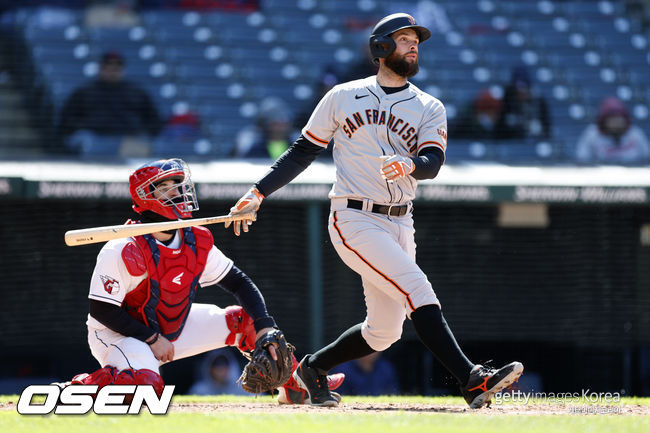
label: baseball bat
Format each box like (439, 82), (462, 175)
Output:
(64, 212), (256, 247)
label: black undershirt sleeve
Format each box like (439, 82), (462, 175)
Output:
(254, 131), (440, 192)
(411, 147), (445, 180)
(217, 265), (277, 332)
(255, 135), (325, 197)
(89, 299), (155, 342)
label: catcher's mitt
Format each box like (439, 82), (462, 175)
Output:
(238, 329), (295, 394)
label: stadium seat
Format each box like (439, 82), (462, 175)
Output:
(494, 141), (556, 163)
(7, 1), (649, 163)
(446, 140), (496, 162)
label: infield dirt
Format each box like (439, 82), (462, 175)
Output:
(2, 400), (648, 415)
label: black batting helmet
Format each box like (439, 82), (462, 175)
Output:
(369, 13), (431, 65)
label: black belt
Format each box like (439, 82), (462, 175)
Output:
(347, 199), (409, 217)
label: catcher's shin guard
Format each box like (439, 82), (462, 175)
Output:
(224, 305), (257, 352)
(113, 367), (165, 399)
(134, 368), (165, 397)
(65, 366), (164, 398)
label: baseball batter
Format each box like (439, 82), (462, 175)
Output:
(227, 13), (523, 408)
(60, 158), (343, 404)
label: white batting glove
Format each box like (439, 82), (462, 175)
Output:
(225, 187), (264, 236)
(380, 155), (415, 182)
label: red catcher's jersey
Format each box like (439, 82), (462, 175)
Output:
(121, 226), (213, 341)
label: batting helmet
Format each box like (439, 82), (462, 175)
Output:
(129, 158), (198, 220)
(369, 13), (431, 64)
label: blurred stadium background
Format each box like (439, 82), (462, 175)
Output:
(0, 0), (649, 397)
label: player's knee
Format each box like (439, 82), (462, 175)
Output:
(409, 284), (440, 310)
(68, 366), (164, 398)
(361, 325), (402, 351)
(224, 305), (256, 352)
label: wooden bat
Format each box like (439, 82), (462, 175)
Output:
(64, 212), (256, 247)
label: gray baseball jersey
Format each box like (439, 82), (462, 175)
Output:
(302, 76), (447, 205)
(298, 75), (447, 351)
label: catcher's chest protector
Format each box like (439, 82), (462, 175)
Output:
(122, 226), (212, 341)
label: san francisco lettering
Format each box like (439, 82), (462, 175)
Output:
(342, 110), (418, 147)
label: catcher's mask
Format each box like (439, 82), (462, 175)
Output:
(129, 158), (198, 220)
(369, 13), (431, 65)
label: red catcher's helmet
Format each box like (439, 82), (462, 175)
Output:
(129, 158), (198, 220)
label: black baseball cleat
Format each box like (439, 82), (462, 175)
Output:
(292, 355), (339, 407)
(460, 361), (524, 409)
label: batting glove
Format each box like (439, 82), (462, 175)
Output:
(380, 155), (415, 182)
(225, 187), (264, 236)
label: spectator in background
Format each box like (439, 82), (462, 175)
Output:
(331, 352), (399, 396)
(292, 68), (342, 160)
(575, 96), (649, 164)
(188, 348), (247, 396)
(496, 66), (550, 140)
(339, 39), (378, 83)
(153, 110), (205, 157)
(233, 97), (296, 159)
(450, 89), (504, 140)
(292, 40), (377, 160)
(58, 51), (162, 157)
(293, 66), (340, 133)
(294, 30), (378, 130)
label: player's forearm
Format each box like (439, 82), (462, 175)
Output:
(411, 147), (444, 180)
(217, 265), (277, 332)
(89, 299), (155, 341)
(255, 135), (324, 197)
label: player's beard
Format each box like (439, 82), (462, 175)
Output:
(385, 51), (419, 78)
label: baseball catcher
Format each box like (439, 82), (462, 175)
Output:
(55, 158), (343, 404)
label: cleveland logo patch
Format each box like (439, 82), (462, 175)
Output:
(100, 275), (120, 295)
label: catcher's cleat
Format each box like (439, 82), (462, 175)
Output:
(325, 372), (345, 391)
(278, 389), (341, 405)
(50, 370), (111, 403)
(71, 373), (90, 384)
(292, 355), (339, 407)
(460, 361), (524, 409)
(278, 372), (345, 405)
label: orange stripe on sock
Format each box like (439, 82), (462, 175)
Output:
(333, 211), (416, 311)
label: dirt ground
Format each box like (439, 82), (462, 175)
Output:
(3, 400), (648, 415)
(168, 401), (649, 415)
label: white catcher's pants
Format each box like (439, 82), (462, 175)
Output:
(87, 303), (231, 372)
(328, 198), (440, 351)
